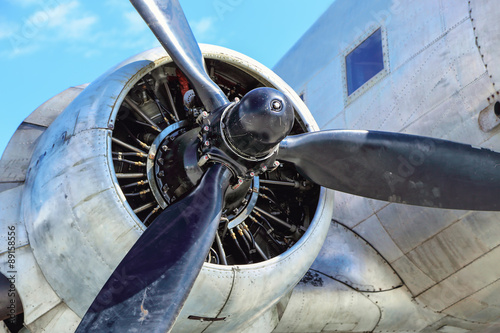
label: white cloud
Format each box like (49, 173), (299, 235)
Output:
(1, 0), (100, 58)
(191, 17), (216, 39)
(0, 20), (17, 40)
(123, 10), (147, 33)
(34, 1), (98, 39)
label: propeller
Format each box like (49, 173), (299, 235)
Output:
(77, 0), (500, 331)
(76, 164), (232, 332)
(130, 0), (228, 112)
(277, 130), (500, 211)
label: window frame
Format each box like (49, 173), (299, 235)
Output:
(342, 26), (390, 105)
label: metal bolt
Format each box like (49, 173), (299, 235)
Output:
(231, 178), (244, 190)
(270, 99), (283, 112)
(197, 155), (210, 167)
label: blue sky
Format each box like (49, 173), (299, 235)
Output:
(0, 0), (334, 157)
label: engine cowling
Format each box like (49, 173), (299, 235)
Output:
(23, 45), (334, 332)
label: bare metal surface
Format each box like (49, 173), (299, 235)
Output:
(417, 245), (500, 313)
(6, 0), (500, 330)
(272, 0), (500, 331)
(352, 214), (403, 264)
(470, 0), (500, 88)
(361, 287), (443, 332)
(391, 255), (435, 296)
(0, 123), (45, 184)
(24, 86), (85, 128)
(25, 303), (79, 333)
(130, 0), (229, 111)
(0, 246), (61, 326)
(6, 45), (334, 333)
(273, 275), (379, 332)
(310, 221), (402, 293)
(0, 185), (28, 252)
(478, 102), (500, 132)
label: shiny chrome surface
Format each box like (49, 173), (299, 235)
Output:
(5, 0), (500, 331)
(227, 177), (260, 229)
(130, 0), (228, 112)
(273, 0), (500, 331)
(2, 45), (333, 332)
(146, 120), (190, 209)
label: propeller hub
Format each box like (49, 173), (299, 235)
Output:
(222, 87), (294, 159)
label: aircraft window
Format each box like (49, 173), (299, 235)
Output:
(345, 28), (384, 96)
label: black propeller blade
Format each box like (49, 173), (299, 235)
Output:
(278, 130), (500, 211)
(79, 0), (500, 331)
(130, 0), (228, 111)
(76, 164), (232, 332)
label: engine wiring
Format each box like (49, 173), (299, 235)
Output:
(110, 60), (320, 265)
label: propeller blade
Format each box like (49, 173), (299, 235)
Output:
(278, 130), (500, 211)
(76, 164), (232, 333)
(130, 0), (228, 111)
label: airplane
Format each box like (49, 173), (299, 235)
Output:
(2, 0), (500, 332)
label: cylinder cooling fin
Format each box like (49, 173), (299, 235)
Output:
(22, 46), (333, 331)
(111, 56), (320, 266)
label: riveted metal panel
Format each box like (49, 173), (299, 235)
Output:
(273, 0), (394, 92)
(445, 19), (486, 92)
(445, 279), (500, 323)
(26, 303), (79, 333)
(239, 306), (279, 333)
(13, 45), (335, 333)
(440, 0), (470, 31)
(422, 315), (491, 333)
(387, 0), (446, 71)
(470, 0), (500, 88)
(353, 214), (403, 263)
(173, 266), (235, 332)
(362, 287), (444, 332)
(406, 220), (490, 282)
(331, 191), (388, 229)
(459, 211), (500, 250)
(0, 246), (60, 325)
(0, 123), (45, 184)
(24, 86), (85, 128)
(417, 246), (500, 312)
(305, 57), (343, 129)
(23, 129), (143, 316)
(391, 255), (435, 296)
(202, 187), (334, 332)
(310, 222), (402, 292)
(273, 275), (379, 332)
(376, 204), (463, 254)
(0, 185), (28, 251)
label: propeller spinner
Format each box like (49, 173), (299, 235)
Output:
(76, 0), (500, 332)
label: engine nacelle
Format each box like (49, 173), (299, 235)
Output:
(22, 45), (334, 332)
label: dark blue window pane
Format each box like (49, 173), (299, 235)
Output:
(346, 29), (384, 95)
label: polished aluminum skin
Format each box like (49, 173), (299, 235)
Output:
(273, 0), (500, 331)
(3, 0), (500, 332)
(0, 45), (333, 332)
(130, 0), (228, 112)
